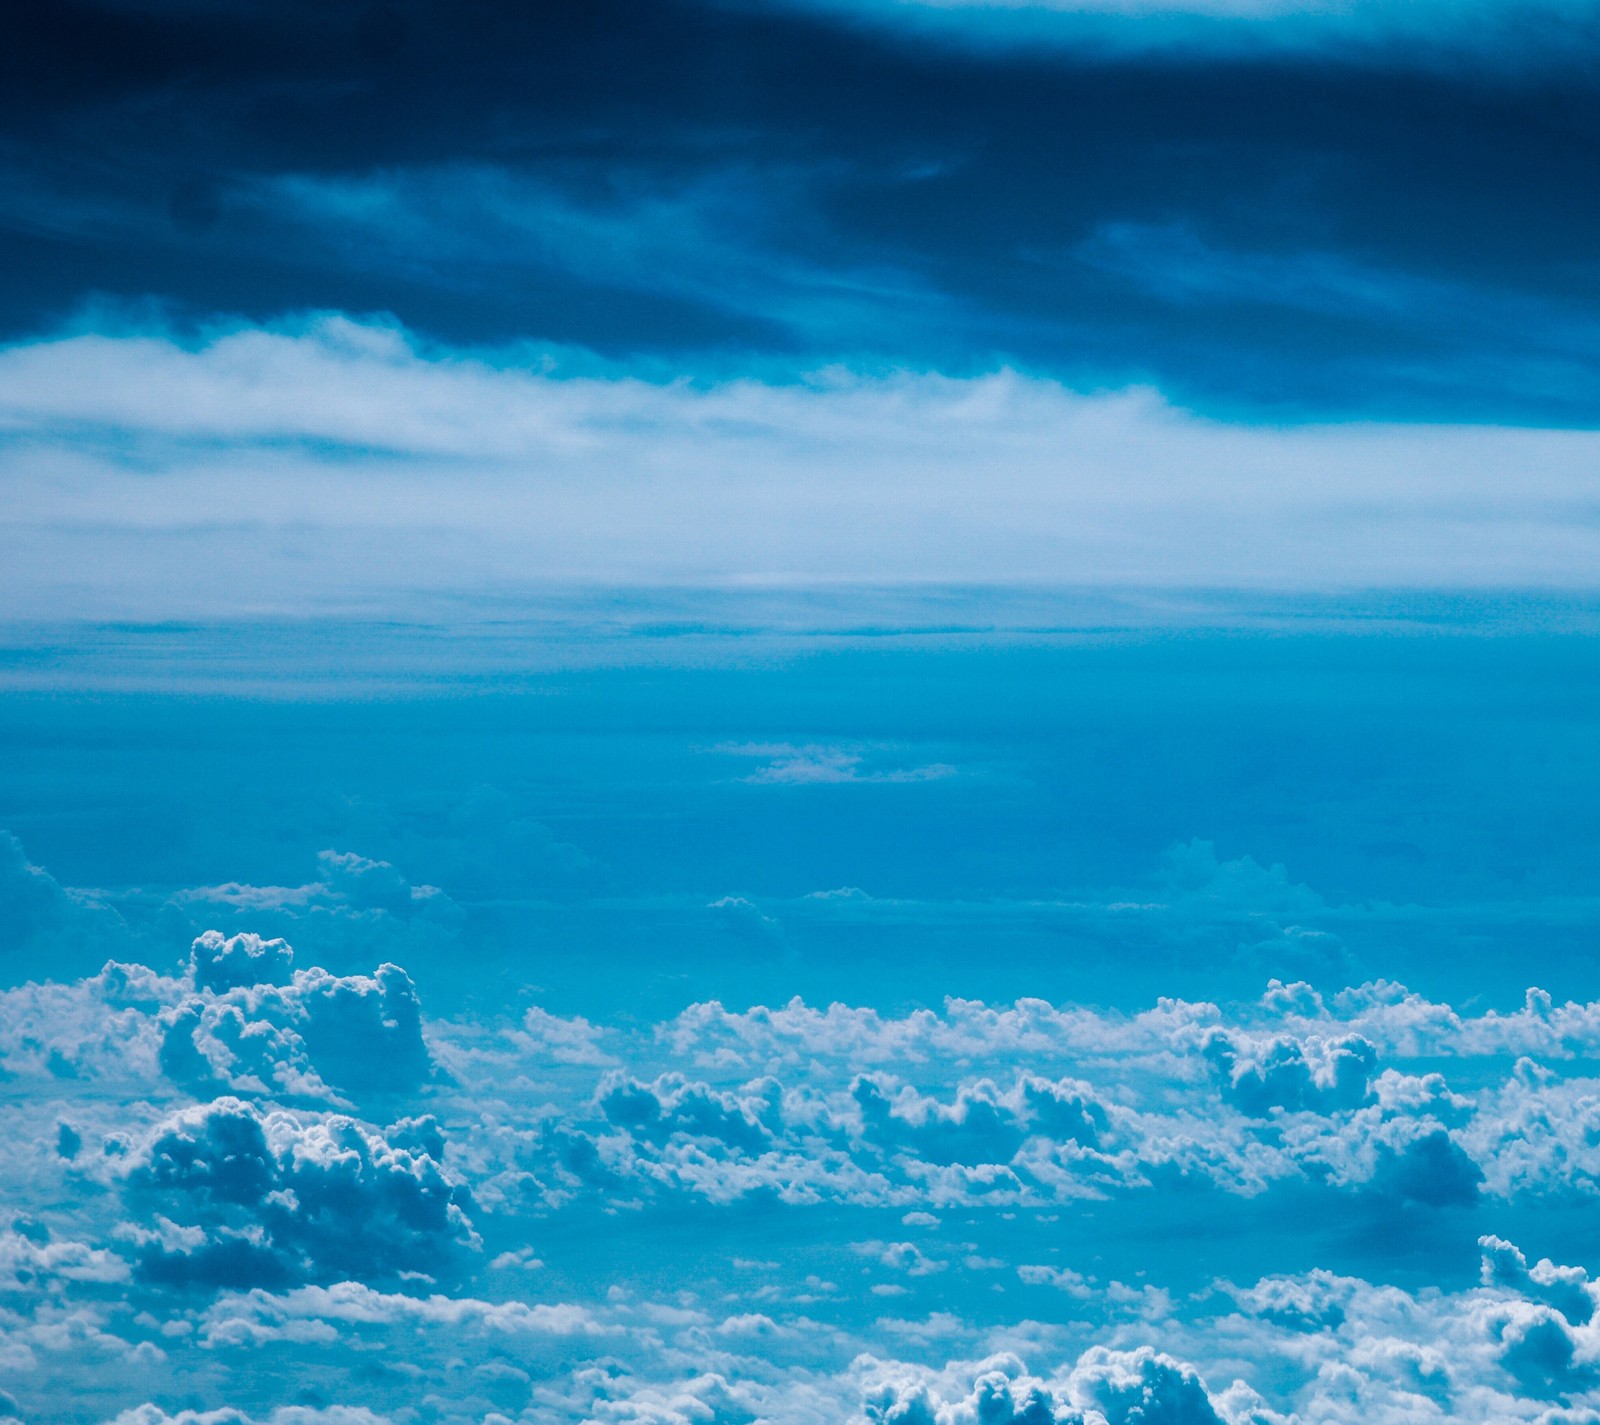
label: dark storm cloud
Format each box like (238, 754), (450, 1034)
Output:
(8, 0), (1600, 419)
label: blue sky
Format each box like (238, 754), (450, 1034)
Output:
(7, 4), (1600, 1425)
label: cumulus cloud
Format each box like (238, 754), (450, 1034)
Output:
(598, 1072), (777, 1154)
(122, 1097), (476, 1288)
(190, 933), (295, 994)
(0, 934), (434, 1114)
(0, 1226), (129, 1291)
(156, 933), (434, 1103)
(853, 1073), (1109, 1166)
(15, 869), (1600, 1423)
(403, 971), (1600, 1211)
(1202, 1028), (1377, 1116)
(162, 852), (465, 983)
(1483, 1236), (1598, 1326)
(862, 1347), (1246, 1425)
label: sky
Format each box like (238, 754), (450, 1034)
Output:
(7, 3), (1600, 1424)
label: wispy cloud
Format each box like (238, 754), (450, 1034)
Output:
(788, 0), (1598, 60)
(245, 163), (954, 354)
(723, 742), (958, 785)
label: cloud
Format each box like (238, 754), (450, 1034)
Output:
(853, 1073), (1108, 1166)
(176, 851), (456, 925)
(862, 1346), (1242, 1425)
(725, 743), (957, 786)
(1202, 1028), (1377, 1116)
(1366, 1128), (1484, 1209)
(0, 1227), (130, 1291)
(1482, 1236), (1597, 1326)
(598, 1072), (777, 1154)
(0, 933), (434, 1115)
(786, 0), (1597, 61)
(166, 853), (463, 980)
(10, 1214), (1600, 1423)
(7, 321), (1600, 623)
(248, 162), (944, 355)
(706, 895), (784, 944)
(509, 1008), (615, 1067)
(108, 1411), (394, 1425)
(0, 830), (128, 973)
(1069, 1345), (1230, 1424)
(198, 1281), (616, 1348)
(123, 1097), (477, 1288)
(156, 933), (434, 1103)
(190, 933), (295, 994)
(16, 891), (1600, 1418)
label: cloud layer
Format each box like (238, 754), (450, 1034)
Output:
(4, 320), (1600, 618)
(8, 819), (1600, 1423)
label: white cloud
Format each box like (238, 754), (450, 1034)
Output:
(4, 319), (1600, 621)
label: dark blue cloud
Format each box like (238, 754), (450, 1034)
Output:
(7, 0), (1600, 419)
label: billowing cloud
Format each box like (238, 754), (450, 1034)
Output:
(123, 1097), (476, 1288)
(159, 955), (434, 1103)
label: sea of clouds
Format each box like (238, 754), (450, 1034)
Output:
(10, 820), (1600, 1423)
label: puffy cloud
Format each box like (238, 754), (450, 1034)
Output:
(178, 854), (449, 921)
(1227, 1270), (1350, 1332)
(862, 1347), (1244, 1425)
(508, 1007), (614, 1067)
(0, 933), (433, 1114)
(190, 934), (295, 995)
(663, 969), (1600, 1084)
(706, 896), (783, 945)
(1494, 1301), (1598, 1396)
(24, 932), (1600, 1228)
(169, 854), (463, 975)
(853, 1240), (948, 1279)
(598, 1073), (776, 1154)
(1202, 1029), (1377, 1116)
(1483, 1236), (1598, 1326)
(853, 1074), (1108, 1166)
(197, 1281), (616, 1348)
(1068, 1346), (1229, 1425)
(863, 1355), (1062, 1425)
(0, 965), (173, 1087)
(0, 1227), (129, 1291)
(446, 1002), (1600, 1210)
(159, 934), (433, 1103)
(8, 1224), (1600, 1424)
(122, 1097), (476, 1287)
(21, 893), (1600, 1425)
